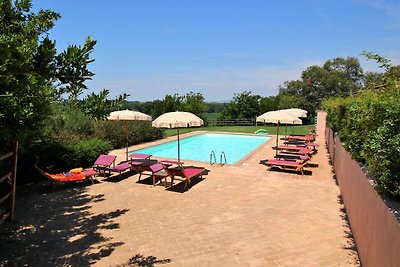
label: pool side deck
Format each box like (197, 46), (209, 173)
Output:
(0, 132), (359, 266)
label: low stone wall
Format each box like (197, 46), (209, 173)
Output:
(319, 112), (400, 266)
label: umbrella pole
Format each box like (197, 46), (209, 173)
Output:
(276, 121), (280, 157)
(177, 127), (180, 163)
(125, 121), (128, 161)
(285, 123), (288, 140)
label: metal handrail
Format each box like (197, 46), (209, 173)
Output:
(220, 151), (227, 166)
(210, 150), (217, 165)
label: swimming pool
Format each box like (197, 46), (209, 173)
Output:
(131, 133), (270, 164)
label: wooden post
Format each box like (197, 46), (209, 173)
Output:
(9, 140), (18, 221)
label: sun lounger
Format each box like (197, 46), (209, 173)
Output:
(265, 158), (309, 175)
(286, 135), (315, 142)
(149, 163), (169, 187)
(130, 160), (154, 180)
(92, 154), (118, 177)
(128, 153), (152, 160)
(160, 160), (205, 190)
(283, 141), (319, 149)
(106, 161), (132, 178)
(34, 158), (98, 190)
(274, 146), (315, 157)
(130, 160), (169, 186)
(274, 154), (309, 161)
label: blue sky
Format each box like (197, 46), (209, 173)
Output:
(34, 0), (400, 102)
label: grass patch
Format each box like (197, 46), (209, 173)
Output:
(164, 125), (314, 137)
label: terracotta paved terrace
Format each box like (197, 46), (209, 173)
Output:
(0, 132), (359, 266)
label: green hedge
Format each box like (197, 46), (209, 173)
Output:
(322, 87), (400, 200)
(95, 120), (164, 149)
(19, 108), (164, 184)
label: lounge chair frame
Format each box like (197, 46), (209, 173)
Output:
(161, 160), (205, 190)
(265, 159), (309, 175)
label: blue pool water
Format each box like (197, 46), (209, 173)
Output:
(131, 133), (270, 164)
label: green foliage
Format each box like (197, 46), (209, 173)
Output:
(134, 92), (207, 119)
(259, 96), (279, 112)
(279, 57), (365, 113)
(206, 102), (225, 113)
(322, 53), (400, 200)
(44, 105), (96, 143)
(79, 89), (128, 121)
(123, 99), (223, 118)
(66, 138), (113, 168)
(0, 0), (127, 151)
(32, 137), (112, 172)
(182, 92), (207, 117)
(276, 94), (302, 110)
(0, 0), (60, 148)
(221, 91), (261, 119)
(96, 121), (163, 149)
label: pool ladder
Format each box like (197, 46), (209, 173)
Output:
(210, 150), (217, 165)
(209, 151), (227, 166)
(220, 151), (227, 166)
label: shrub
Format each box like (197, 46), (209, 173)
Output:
(66, 138), (113, 167)
(322, 86), (400, 200)
(95, 120), (164, 149)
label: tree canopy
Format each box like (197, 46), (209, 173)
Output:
(0, 0), (127, 149)
(279, 57), (365, 112)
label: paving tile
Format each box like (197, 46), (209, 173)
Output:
(0, 132), (359, 266)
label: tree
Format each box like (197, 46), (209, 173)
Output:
(221, 91), (261, 119)
(276, 93), (302, 110)
(0, 0), (127, 149)
(279, 57), (365, 112)
(163, 94), (183, 113)
(362, 51), (400, 91)
(182, 92), (206, 118)
(206, 102), (225, 113)
(259, 96), (279, 113)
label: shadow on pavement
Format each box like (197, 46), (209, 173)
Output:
(0, 182), (128, 266)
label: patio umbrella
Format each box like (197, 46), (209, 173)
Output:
(152, 111), (204, 162)
(256, 110), (302, 156)
(107, 109), (152, 160)
(281, 108), (307, 118)
(280, 108), (308, 135)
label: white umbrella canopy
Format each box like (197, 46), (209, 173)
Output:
(152, 111), (204, 128)
(256, 110), (302, 156)
(281, 108), (308, 118)
(108, 109), (152, 121)
(107, 109), (152, 160)
(256, 110), (302, 124)
(152, 111), (204, 162)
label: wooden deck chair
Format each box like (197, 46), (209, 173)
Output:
(161, 160), (205, 190)
(106, 161), (132, 178)
(130, 161), (169, 186)
(265, 158), (309, 175)
(92, 154), (117, 177)
(274, 146), (315, 158)
(286, 135), (315, 143)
